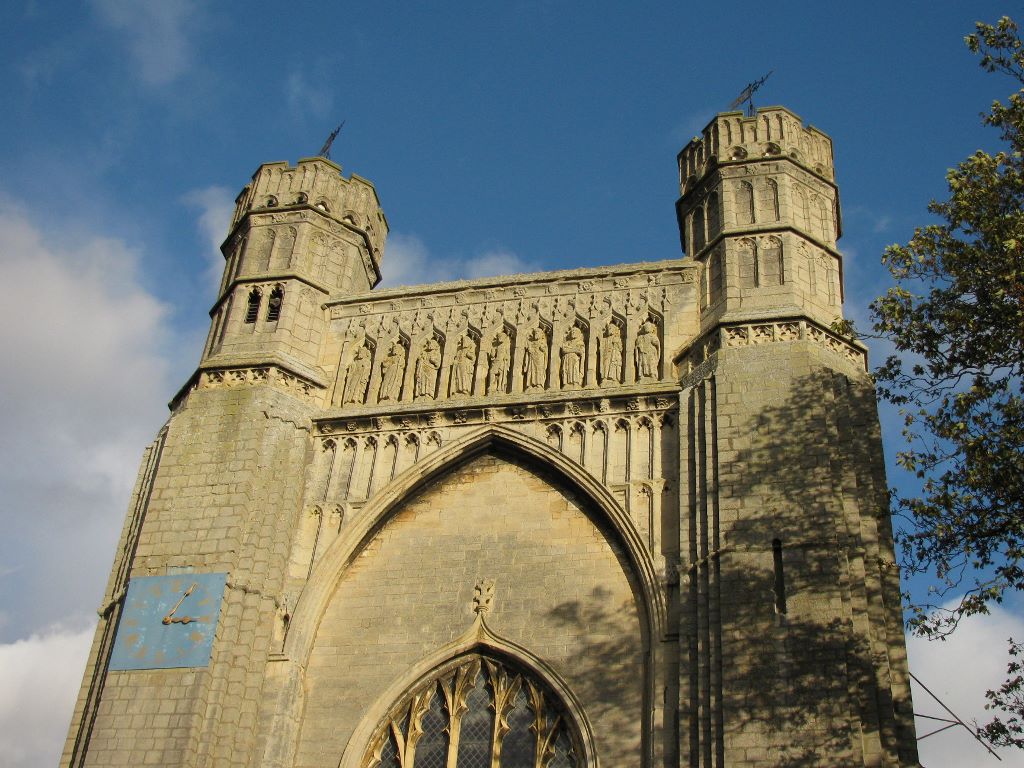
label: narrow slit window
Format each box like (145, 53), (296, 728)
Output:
(266, 286), (283, 322)
(245, 289), (261, 324)
(772, 538), (787, 614)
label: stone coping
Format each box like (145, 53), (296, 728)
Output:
(325, 258), (697, 307)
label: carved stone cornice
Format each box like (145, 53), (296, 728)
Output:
(171, 360), (327, 412)
(314, 386), (680, 437)
(678, 316), (867, 388)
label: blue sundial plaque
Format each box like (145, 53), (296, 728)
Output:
(110, 572), (227, 671)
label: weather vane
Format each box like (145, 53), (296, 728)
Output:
(729, 71), (773, 117)
(318, 120), (346, 160)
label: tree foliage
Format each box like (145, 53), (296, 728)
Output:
(848, 16), (1024, 747)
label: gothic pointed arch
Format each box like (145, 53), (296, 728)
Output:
(263, 425), (660, 768)
(285, 424), (664, 663)
(338, 615), (599, 768)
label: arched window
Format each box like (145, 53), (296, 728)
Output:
(816, 196), (831, 242)
(765, 178), (780, 221)
(737, 181), (755, 225)
(706, 192), (721, 240)
(738, 238), (757, 289)
(760, 236), (784, 285)
(691, 206), (706, 254)
(244, 288), (261, 324)
(362, 654), (583, 768)
(266, 285), (284, 322)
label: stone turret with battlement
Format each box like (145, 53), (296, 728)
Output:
(675, 107), (849, 352)
(199, 157), (389, 379)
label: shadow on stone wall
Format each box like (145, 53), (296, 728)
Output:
(543, 367), (914, 766)
(546, 585), (648, 766)
(695, 366), (911, 767)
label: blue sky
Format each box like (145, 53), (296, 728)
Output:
(0, 2), (1020, 765)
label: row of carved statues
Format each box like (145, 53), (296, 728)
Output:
(339, 319), (661, 405)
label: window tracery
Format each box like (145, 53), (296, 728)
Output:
(362, 654), (582, 768)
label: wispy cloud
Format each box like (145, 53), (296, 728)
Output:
(670, 106), (717, 147)
(90, 0), (199, 86)
(182, 185), (235, 295)
(843, 204), (895, 239)
(285, 70), (335, 122)
(379, 234), (540, 289)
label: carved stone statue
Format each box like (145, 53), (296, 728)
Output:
(600, 322), (623, 384)
(487, 329), (511, 394)
(379, 340), (406, 401)
(342, 343), (371, 405)
(560, 326), (585, 388)
(450, 334), (476, 396)
(414, 338), (442, 399)
(635, 319), (661, 380)
(523, 326), (548, 391)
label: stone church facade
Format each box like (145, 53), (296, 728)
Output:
(63, 107), (919, 767)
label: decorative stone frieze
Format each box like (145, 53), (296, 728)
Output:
(325, 261), (698, 411)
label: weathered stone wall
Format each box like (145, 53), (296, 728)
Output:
(678, 341), (916, 766)
(64, 385), (315, 768)
(295, 453), (645, 767)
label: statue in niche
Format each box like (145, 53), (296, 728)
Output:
(414, 338), (442, 399)
(600, 322), (623, 384)
(342, 343), (372, 405)
(487, 329), (511, 394)
(560, 326), (585, 388)
(450, 334), (477, 396)
(635, 319), (661, 381)
(378, 340), (406, 401)
(523, 326), (548, 391)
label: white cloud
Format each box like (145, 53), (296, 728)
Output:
(0, 622), (94, 768)
(90, 0), (198, 86)
(379, 233), (539, 289)
(379, 233), (435, 287)
(872, 214), (893, 234)
(285, 71), (335, 122)
(0, 198), (176, 637)
(464, 249), (539, 280)
(908, 602), (1024, 766)
(182, 185), (235, 295)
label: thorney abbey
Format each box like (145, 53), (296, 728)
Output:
(63, 106), (919, 767)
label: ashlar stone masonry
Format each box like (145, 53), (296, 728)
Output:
(63, 106), (919, 768)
